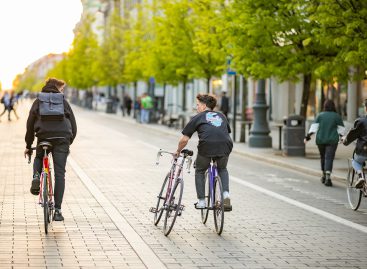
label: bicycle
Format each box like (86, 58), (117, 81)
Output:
(196, 158), (232, 235)
(346, 153), (367, 211)
(150, 148), (193, 236)
(28, 141), (55, 234)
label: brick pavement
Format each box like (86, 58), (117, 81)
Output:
(0, 105), (145, 268)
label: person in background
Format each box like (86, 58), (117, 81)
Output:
(220, 91), (229, 119)
(304, 100), (344, 187)
(341, 99), (367, 189)
(140, 93), (153, 124)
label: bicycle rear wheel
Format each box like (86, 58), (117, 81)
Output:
(163, 179), (184, 236)
(201, 171), (210, 224)
(154, 173), (169, 226)
(42, 173), (49, 234)
(213, 176), (224, 235)
(346, 167), (362, 210)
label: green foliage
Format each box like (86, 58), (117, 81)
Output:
(67, 14), (99, 89)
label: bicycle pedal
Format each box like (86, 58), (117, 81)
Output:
(149, 207), (158, 213)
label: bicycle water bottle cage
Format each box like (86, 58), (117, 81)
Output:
(181, 149), (193, 156)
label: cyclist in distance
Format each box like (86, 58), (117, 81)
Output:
(342, 99), (367, 189)
(24, 78), (77, 221)
(175, 94), (233, 209)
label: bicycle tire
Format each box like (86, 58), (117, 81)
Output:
(43, 173), (49, 234)
(201, 171), (210, 224)
(154, 173), (169, 226)
(346, 167), (362, 210)
(163, 179), (184, 236)
(213, 176), (224, 235)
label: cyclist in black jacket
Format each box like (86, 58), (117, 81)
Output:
(24, 78), (77, 221)
(342, 99), (367, 189)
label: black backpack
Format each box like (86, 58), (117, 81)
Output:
(38, 92), (65, 120)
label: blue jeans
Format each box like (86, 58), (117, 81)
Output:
(140, 109), (150, 123)
(352, 154), (367, 173)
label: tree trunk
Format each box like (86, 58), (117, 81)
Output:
(206, 77), (210, 93)
(300, 73), (311, 118)
(182, 79), (187, 112)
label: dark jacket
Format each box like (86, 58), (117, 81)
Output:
(25, 85), (77, 149)
(343, 116), (367, 156)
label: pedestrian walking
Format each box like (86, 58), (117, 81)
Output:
(0, 91), (19, 121)
(140, 93), (153, 124)
(220, 91), (229, 118)
(24, 78), (77, 221)
(341, 99), (367, 189)
(123, 94), (133, 116)
(134, 96), (142, 122)
(304, 100), (344, 187)
(175, 94), (233, 210)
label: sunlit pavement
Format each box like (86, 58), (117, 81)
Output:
(0, 100), (366, 269)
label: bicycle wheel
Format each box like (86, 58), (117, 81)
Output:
(163, 179), (184, 236)
(154, 173), (169, 226)
(213, 176), (224, 235)
(42, 173), (49, 234)
(346, 167), (362, 210)
(201, 171), (210, 224)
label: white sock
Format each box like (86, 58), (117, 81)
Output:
(223, 191), (230, 199)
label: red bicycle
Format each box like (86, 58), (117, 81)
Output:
(28, 141), (54, 234)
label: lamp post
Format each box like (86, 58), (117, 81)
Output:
(248, 79), (272, 148)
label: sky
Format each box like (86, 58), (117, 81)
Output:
(0, 0), (83, 90)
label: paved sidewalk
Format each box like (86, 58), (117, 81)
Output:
(0, 104), (146, 268)
(98, 110), (354, 183)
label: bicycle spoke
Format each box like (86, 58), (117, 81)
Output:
(163, 179), (184, 236)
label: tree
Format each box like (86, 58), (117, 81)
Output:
(227, 0), (335, 117)
(67, 14), (99, 90)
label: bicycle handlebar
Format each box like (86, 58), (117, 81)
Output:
(156, 149), (194, 173)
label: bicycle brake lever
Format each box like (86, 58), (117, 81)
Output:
(187, 157), (192, 173)
(156, 150), (162, 165)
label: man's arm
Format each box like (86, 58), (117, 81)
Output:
(175, 135), (190, 157)
(25, 101), (37, 149)
(66, 101), (77, 144)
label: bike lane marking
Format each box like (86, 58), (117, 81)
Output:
(231, 175), (367, 234)
(68, 156), (166, 269)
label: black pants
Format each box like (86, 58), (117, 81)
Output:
(195, 154), (229, 199)
(317, 144), (338, 173)
(34, 139), (70, 210)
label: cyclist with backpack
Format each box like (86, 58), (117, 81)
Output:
(24, 78), (77, 221)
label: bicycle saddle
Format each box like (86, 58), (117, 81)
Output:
(38, 141), (53, 148)
(181, 149), (193, 156)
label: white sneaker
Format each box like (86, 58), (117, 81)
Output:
(196, 199), (206, 209)
(223, 191), (230, 199)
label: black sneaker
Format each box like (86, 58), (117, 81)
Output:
(53, 209), (64, 221)
(30, 174), (40, 195)
(324, 173), (332, 187)
(320, 175), (326, 184)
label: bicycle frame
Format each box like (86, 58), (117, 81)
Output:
(39, 148), (54, 208)
(208, 161), (217, 208)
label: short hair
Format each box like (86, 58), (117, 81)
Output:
(323, 99), (336, 112)
(45, 77), (65, 89)
(196, 94), (217, 110)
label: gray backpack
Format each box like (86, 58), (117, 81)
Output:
(38, 92), (65, 120)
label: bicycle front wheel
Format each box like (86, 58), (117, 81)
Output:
(163, 179), (184, 236)
(154, 173), (169, 226)
(346, 167), (362, 210)
(201, 171), (210, 224)
(42, 173), (49, 234)
(213, 176), (224, 235)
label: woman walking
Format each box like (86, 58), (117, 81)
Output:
(304, 100), (345, 186)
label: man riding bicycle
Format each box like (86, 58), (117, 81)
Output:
(24, 78), (77, 221)
(175, 94), (233, 209)
(342, 99), (367, 189)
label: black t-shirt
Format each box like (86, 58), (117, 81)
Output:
(182, 110), (233, 157)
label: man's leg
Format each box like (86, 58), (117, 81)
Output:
(216, 156), (229, 193)
(352, 154), (367, 188)
(52, 141), (69, 220)
(195, 154), (211, 201)
(30, 148), (43, 195)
